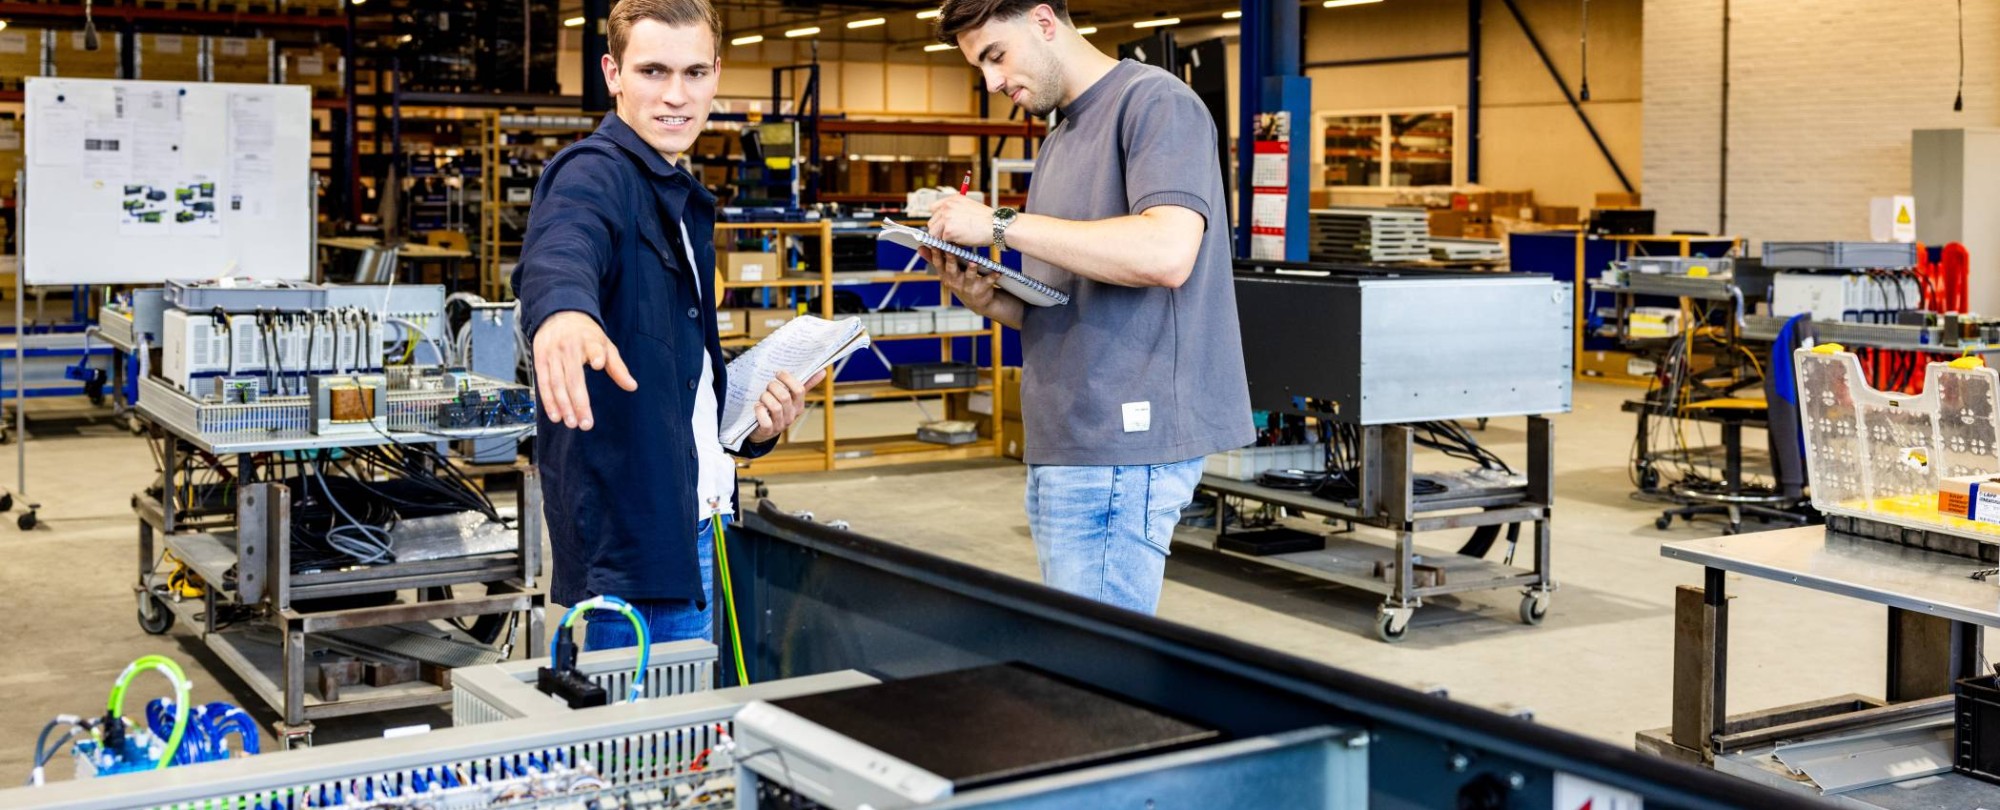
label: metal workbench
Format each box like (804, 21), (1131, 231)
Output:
(1184, 418), (1555, 643)
(132, 387), (546, 747)
(1638, 525), (1997, 803)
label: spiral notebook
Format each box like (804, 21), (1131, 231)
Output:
(878, 219), (1070, 307)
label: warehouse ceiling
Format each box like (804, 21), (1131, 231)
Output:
(558, 1), (1242, 44)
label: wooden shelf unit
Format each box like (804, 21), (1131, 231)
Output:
(479, 112), (597, 301)
(715, 221), (1004, 473)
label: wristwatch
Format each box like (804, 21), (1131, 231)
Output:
(992, 207), (1019, 252)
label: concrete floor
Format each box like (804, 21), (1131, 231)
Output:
(0, 382), (1895, 785)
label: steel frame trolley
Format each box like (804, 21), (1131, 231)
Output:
(1210, 262), (1573, 642)
(128, 283), (545, 747)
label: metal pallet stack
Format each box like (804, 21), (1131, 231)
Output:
(1309, 207), (1432, 263)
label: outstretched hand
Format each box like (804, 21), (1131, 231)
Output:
(533, 311), (637, 430)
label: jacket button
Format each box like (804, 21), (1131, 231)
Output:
(689, 448), (698, 459)
(687, 307), (699, 319)
(688, 378), (698, 390)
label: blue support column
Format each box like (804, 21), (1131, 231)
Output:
(1235, 0), (1310, 261)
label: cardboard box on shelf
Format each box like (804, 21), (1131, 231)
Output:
(715, 309), (748, 338)
(1539, 205), (1581, 226)
(0, 28), (43, 88)
(998, 366), (1022, 420)
(281, 43), (342, 95)
(1596, 191), (1642, 208)
(745, 308), (797, 338)
(724, 251), (782, 283)
(211, 37), (275, 84)
(137, 34), (202, 82)
(1462, 223), (1491, 239)
(51, 29), (123, 79)
(699, 163), (731, 188)
(1428, 209), (1466, 238)
(1309, 189), (1334, 209)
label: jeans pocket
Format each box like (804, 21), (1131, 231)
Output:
(1141, 461), (1203, 555)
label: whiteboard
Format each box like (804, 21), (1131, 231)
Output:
(23, 78), (312, 285)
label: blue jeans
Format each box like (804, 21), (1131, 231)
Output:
(1025, 459), (1204, 615)
(583, 516), (727, 648)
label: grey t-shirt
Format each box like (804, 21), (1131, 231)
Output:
(1018, 59), (1254, 466)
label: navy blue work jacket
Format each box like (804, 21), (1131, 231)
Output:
(512, 112), (773, 607)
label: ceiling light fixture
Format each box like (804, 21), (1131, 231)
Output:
(924, 43), (954, 52)
(732, 34), (764, 46)
(1132, 17), (1180, 28)
(1323, 0), (1385, 7)
(563, 16), (584, 27)
(1222, 10), (1242, 19)
(917, 9), (940, 19)
(848, 17), (885, 28)
(1076, 26), (1097, 35)
(785, 26), (821, 37)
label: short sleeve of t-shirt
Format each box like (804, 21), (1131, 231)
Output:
(1119, 79), (1217, 223)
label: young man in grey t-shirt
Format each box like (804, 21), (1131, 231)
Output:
(921, 0), (1254, 615)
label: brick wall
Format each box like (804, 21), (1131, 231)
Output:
(1644, 0), (2000, 245)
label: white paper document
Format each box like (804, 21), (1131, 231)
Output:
(227, 92), (277, 220)
(720, 316), (870, 450)
(31, 101), (84, 168)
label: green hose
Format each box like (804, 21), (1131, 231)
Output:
(108, 655), (189, 770)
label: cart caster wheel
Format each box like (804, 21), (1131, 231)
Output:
(1655, 516), (1671, 531)
(18, 511), (37, 530)
(138, 594), (175, 635)
(1375, 610), (1412, 644)
(754, 484), (769, 499)
(1519, 591), (1550, 626)
(0, 493), (14, 513)
(1638, 466), (1660, 491)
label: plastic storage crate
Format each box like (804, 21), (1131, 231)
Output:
(1794, 345), (2000, 539)
(1763, 241), (1918, 270)
(1957, 675), (2000, 786)
(1204, 444), (1326, 482)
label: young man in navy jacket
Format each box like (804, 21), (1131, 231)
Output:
(513, 0), (819, 646)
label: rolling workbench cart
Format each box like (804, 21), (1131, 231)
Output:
(131, 380), (546, 747)
(1186, 418), (1555, 643)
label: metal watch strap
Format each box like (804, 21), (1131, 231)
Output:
(993, 207), (1018, 252)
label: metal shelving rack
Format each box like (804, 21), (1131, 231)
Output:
(715, 220), (1005, 474)
(478, 111), (594, 301)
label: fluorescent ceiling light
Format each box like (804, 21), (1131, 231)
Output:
(0, 21), (9, 32)
(1222, 10), (1242, 19)
(1076, 26), (1097, 35)
(916, 9), (940, 19)
(348, 0), (364, 5)
(848, 17), (886, 28)
(924, 43), (954, 52)
(785, 26), (821, 37)
(732, 34), (764, 46)
(1133, 17), (1180, 28)
(563, 16), (584, 27)
(1324, 0), (1385, 7)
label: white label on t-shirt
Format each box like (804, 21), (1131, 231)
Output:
(1122, 401), (1151, 433)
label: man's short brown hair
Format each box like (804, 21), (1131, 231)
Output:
(608, 0), (723, 64)
(932, 0), (1071, 45)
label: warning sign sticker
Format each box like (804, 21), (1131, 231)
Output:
(1553, 772), (1643, 810)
